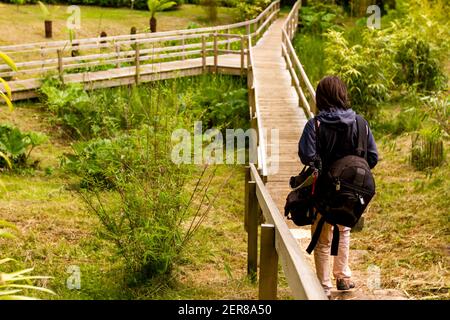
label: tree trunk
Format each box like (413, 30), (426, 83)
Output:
(45, 20), (52, 39)
(150, 17), (157, 33)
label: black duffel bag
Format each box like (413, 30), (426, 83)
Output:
(284, 166), (316, 226)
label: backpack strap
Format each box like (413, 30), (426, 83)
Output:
(306, 216), (325, 254)
(355, 115), (368, 160)
(313, 117), (322, 172)
(330, 224), (340, 256)
(306, 217), (341, 256)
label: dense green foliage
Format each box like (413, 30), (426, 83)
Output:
(38, 75), (247, 282)
(295, 0), (449, 122)
(236, 0), (272, 20)
(40, 76), (248, 140)
(78, 127), (190, 281)
(0, 124), (47, 168)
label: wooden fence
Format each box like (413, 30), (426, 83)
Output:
(246, 35), (268, 179)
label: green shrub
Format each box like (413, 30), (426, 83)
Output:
(39, 79), (147, 140)
(394, 37), (446, 92)
(76, 127), (185, 280)
(189, 85), (249, 131)
(236, 0), (272, 20)
(63, 135), (139, 189)
(0, 124), (47, 168)
(299, 2), (342, 35)
(421, 94), (449, 136)
(324, 29), (394, 119)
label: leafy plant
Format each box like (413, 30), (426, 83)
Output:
(394, 37), (446, 92)
(0, 124), (47, 168)
(236, 0), (271, 20)
(147, 0), (177, 32)
(299, 2), (342, 35)
(324, 29), (394, 119)
(63, 133), (147, 189)
(421, 94), (449, 136)
(189, 86), (249, 131)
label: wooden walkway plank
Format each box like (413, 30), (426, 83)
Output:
(252, 18), (307, 214)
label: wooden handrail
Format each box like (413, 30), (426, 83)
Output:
(245, 164), (327, 300)
(281, 0), (316, 118)
(247, 35), (268, 178)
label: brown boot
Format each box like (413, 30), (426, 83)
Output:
(336, 278), (355, 290)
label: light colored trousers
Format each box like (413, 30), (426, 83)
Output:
(311, 214), (352, 295)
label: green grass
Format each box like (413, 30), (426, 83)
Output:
(293, 33), (326, 87)
(0, 3), (238, 45)
(352, 134), (449, 299)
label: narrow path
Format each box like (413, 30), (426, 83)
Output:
(253, 18), (307, 208)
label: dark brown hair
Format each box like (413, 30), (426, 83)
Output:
(315, 76), (350, 111)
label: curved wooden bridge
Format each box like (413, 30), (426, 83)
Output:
(0, 1), (406, 300)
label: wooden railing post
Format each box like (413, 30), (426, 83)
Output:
(227, 27), (231, 50)
(135, 44), (140, 85)
(115, 44), (120, 68)
(246, 23), (250, 36)
(247, 180), (258, 282)
(244, 166), (251, 232)
(259, 224), (278, 300)
(240, 35), (245, 77)
(57, 49), (64, 83)
(213, 33), (218, 73)
(181, 36), (186, 60)
(202, 35), (206, 73)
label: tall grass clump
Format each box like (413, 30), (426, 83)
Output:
(44, 75), (245, 284)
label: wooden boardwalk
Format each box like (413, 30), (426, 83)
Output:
(252, 18), (307, 213)
(6, 54), (246, 101)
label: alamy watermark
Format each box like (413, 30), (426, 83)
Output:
(67, 5), (81, 31)
(66, 265), (81, 290)
(367, 5), (381, 29)
(171, 122), (279, 174)
(366, 264), (381, 290)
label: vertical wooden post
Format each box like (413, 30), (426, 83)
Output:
(213, 33), (218, 74)
(57, 49), (64, 83)
(246, 23), (250, 36)
(202, 35), (206, 73)
(135, 44), (140, 85)
(244, 166), (250, 232)
(115, 44), (121, 68)
(227, 28), (231, 51)
(240, 35), (245, 77)
(247, 180), (258, 282)
(259, 224), (278, 300)
(181, 36), (186, 60)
